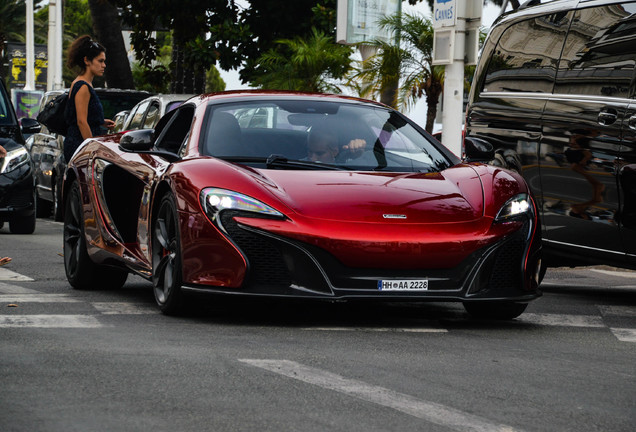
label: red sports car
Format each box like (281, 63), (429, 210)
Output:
(62, 91), (541, 318)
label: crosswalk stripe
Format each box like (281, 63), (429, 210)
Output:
(302, 327), (447, 333)
(609, 328), (636, 343)
(598, 305), (636, 318)
(0, 315), (102, 328)
(519, 313), (605, 327)
(0, 294), (81, 303)
(0, 268), (34, 282)
(589, 269), (636, 278)
(0, 282), (41, 294)
(90, 302), (157, 315)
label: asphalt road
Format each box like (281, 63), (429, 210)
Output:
(0, 219), (634, 432)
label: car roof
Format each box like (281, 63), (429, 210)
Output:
(198, 90), (389, 108)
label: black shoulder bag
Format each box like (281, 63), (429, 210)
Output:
(36, 92), (69, 135)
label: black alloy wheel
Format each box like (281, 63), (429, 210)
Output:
(63, 180), (127, 289)
(152, 193), (184, 315)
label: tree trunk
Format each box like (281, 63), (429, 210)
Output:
(380, 81), (398, 109)
(87, 0), (134, 89)
(425, 80), (443, 133)
(170, 34), (206, 94)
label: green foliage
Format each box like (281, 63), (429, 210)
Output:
(206, 66), (225, 93)
(237, 0), (337, 84)
(253, 28), (353, 93)
(352, 12), (443, 130)
(64, 0), (93, 39)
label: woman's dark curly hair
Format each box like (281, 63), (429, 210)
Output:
(67, 35), (106, 71)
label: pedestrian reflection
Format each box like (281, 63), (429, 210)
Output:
(565, 130), (604, 219)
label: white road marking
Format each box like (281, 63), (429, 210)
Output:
(0, 294), (80, 303)
(91, 302), (157, 315)
(239, 359), (523, 432)
(520, 313), (605, 327)
(609, 328), (636, 343)
(590, 269), (636, 278)
(0, 315), (102, 328)
(0, 268), (34, 282)
(302, 327), (447, 333)
(598, 305), (636, 318)
(0, 282), (40, 294)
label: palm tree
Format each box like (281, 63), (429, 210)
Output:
(0, 0), (26, 58)
(353, 12), (443, 133)
(87, 0), (134, 89)
(254, 28), (353, 93)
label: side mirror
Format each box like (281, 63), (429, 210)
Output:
(21, 117), (41, 134)
(463, 137), (495, 162)
(119, 129), (155, 152)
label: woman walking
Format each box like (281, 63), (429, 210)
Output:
(64, 35), (114, 162)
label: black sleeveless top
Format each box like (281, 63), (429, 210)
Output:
(63, 80), (104, 162)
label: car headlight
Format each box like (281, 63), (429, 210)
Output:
(200, 187), (284, 224)
(0, 147), (30, 174)
(495, 193), (533, 222)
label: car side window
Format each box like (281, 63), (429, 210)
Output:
(128, 101), (150, 130)
(554, 3), (636, 98)
(143, 103), (160, 129)
(155, 105), (194, 154)
(482, 11), (572, 93)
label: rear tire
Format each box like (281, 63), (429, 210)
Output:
(63, 180), (128, 289)
(463, 301), (528, 320)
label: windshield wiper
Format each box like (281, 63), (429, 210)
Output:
(217, 154), (345, 170)
(265, 154), (345, 170)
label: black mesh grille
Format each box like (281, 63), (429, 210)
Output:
(488, 222), (528, 291)
(220, 211), (292, 287)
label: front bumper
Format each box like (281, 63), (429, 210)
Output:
(0, 163), (35, 222)
(182, 211), (542, 303)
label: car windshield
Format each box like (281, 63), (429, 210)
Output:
(201, 100), (451, 172)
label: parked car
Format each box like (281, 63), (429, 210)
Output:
(61, 91), (542, 318)
(29, 88), (151, 220)
(0, 77), (40, 233)
(121, 94), (195, 132)
(465, 0), (636, 272)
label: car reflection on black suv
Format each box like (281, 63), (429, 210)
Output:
(28, 88), (151, 220)
(0, 77), (40, 234)
(465, 0), (636, 273)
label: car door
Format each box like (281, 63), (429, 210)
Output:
(539, 2), (636, 263)
(618, 101), (636, 258)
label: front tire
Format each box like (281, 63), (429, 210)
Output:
(63, 180), (128, 289)
(152, 194), (185, 315)
(10, 190), (36, 234)
(463, 301), (528, 320)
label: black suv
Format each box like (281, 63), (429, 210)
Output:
(466, 0), (636, 271)
(0, 77), (40, 233)
(28, 88), (151, 220)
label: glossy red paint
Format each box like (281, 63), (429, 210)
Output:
(63, 91), (541, 312)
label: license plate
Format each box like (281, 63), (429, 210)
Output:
(377, 279), (429, 291)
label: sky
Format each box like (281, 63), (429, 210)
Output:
(219, 1), (503, 128)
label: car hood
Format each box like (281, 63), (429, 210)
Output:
(254, 165), (485, 224)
